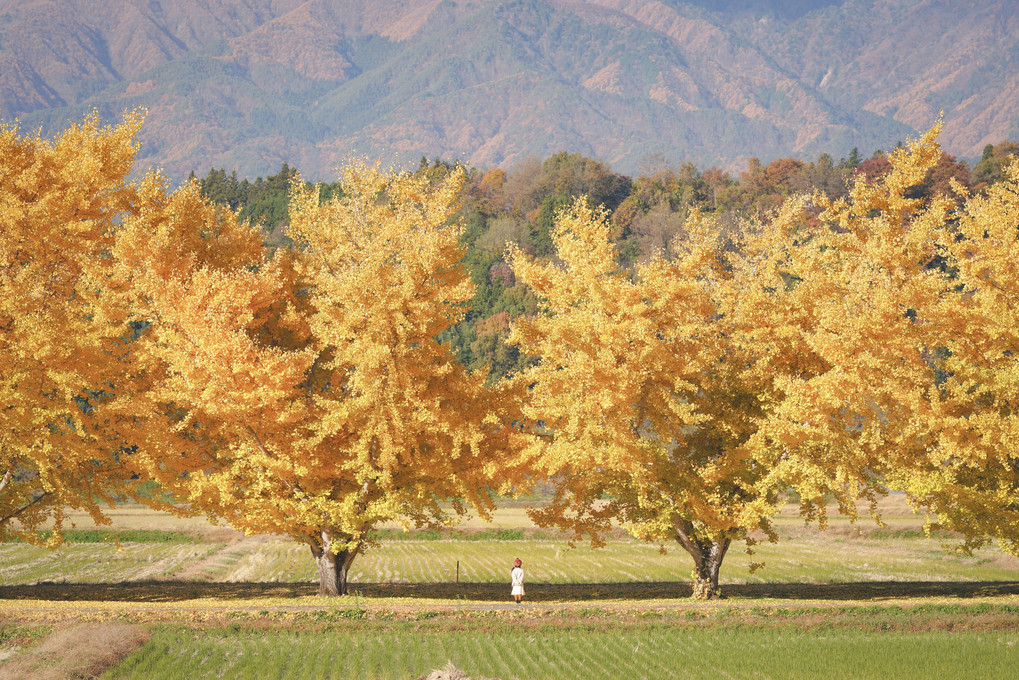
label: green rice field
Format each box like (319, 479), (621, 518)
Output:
(103, 626), (1019, 680)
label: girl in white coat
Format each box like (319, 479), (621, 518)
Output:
(511, 558), (525, 604)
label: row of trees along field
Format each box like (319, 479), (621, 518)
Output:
(2, 113), (1019, 599)
(193, 140), (1018, 384)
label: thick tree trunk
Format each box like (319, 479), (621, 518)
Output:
(308, 530), (358, 596)
(673, 518), (731, 600)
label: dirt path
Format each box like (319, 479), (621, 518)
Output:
(5, 578), (1019, 603)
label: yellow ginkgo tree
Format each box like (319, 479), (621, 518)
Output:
(874, 138), (1019, 553)
(118, 163), (524, 595)
(508, 200), (792, 599)
(0, 113), (145, 541)
(726, 126), (957, 525)
(916, 160), (1019, 552)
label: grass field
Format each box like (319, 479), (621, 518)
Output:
(1, 497), (1018, 679)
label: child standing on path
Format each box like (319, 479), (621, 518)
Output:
(511, 558), (525, 604)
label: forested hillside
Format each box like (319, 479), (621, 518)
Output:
(1, 1), (1015, 179)
(194, 138), (1016, 380)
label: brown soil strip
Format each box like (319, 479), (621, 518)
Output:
(3, 580), (1019, 603)
(0, 623), (148, 680)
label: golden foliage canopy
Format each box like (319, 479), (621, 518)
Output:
(117, 162), (525, 594)
(508, 199), (779, 598)
(6, 111), (1018, 601)
(0, 113), (145, 541)
(742, 123), (1019, 554)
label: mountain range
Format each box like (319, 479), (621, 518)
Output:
(1, 0), (1014, 179)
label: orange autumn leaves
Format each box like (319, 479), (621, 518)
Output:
(2, 115), (1018, 598)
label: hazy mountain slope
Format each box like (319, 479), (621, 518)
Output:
(0, 0), (1008, 179)
(309, 0), (893, 172)
(739, 0), (1019, 155)
(0, 1), (300, 110)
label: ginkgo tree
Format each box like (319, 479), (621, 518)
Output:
(820, 128), (1019, 555)
(0, 113), (145, 542)
(717, 126), (958, 563)
(509, 124), (1019, 598)
(505, 196), (878, 599)
(915, 159), (1019, 553)
(117, 162), (525, 595)
(508, 199), (797, 599)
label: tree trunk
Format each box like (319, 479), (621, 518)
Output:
(308, 530), (358, 596)
(673, 518), (731, 600)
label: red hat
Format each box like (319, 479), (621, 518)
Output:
(514, 558), (522, 566)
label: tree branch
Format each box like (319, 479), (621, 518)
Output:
(671, 516), (707, 568)
(244, 424), (272, 459)
(0, 490), (54, 527)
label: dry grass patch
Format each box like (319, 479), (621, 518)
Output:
(416, 661), (500, 680)
(0, 623), (148, 680)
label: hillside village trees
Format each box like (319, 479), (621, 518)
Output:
(2, 114), (1018, 597)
